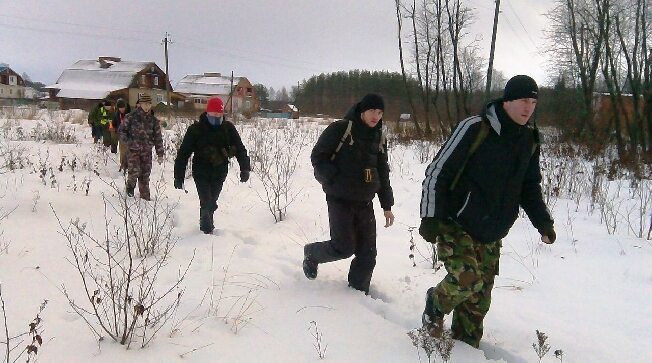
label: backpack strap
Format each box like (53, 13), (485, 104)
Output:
(450, 121), (490, 191)
(330, 120), (354, 161)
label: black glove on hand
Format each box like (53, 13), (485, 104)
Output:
(173, 179), (183, 190)
(538, 224), (556, 244)
(240, 170), (250, 183)
(419, 217), (454, 243)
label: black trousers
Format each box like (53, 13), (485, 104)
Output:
(305, 198), (377, 293)
(194, 166), (228, 231)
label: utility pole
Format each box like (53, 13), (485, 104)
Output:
(485, 0), (501, 101)
(230, 71), (234, 115)
(162, 32), (172, 108)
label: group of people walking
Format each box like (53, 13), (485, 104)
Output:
(303, 75), (555, 349)
(88, 74), (555, 349)
(88, 95), (165, 200)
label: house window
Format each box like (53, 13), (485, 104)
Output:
(157, 94), (164, 103)
(154, 76), (159, 86)
(9, 76), (16, 86)
(9, 89), (12, 95)
(141, 75), (146, 85)
(194, 98), (201, 104)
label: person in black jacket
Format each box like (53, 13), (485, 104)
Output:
(303, 93), (395, 295)
(418, 75), (555, 348)
(173, 97), (251, 234)
(112, 98), (130, 173)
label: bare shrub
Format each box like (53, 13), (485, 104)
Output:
(207, 246), (277, 334)
(0, 285), (47, 363)
(532, 329), (551, 362)
(249, 121), (309, 222)
(0, 143), (31, 172)
(309, 320), (327, 359)
(0, 207), (16, 255)
(30, 120), (79, 144)
(51, 182), (192, 348)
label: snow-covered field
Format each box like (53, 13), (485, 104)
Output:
(0, 110), (650, 362)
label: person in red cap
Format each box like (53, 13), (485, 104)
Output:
(173, 97), (251, 234)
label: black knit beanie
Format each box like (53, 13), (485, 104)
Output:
(503, 75), (538, 101)
(359, 93), (385, 112)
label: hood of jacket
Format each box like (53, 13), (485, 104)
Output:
(480, 98), (532, 140)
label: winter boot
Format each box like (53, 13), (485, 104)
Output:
(422, 287), (445, 338)
(302, 245), (318, 280)
(126, 185), (135, 197)
(199, 208), (213, 234)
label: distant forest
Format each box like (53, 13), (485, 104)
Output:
(293, 70), (423, 121)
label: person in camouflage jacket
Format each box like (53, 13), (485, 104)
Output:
(118, 94), (164, 200)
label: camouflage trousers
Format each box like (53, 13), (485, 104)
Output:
(428, 224), (501, 348)
(127, 148), (153, 200)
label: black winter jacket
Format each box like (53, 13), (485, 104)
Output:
(174, 113), (251, 181)
(311, 104), (394, 210)
(420, 100), (553, 242)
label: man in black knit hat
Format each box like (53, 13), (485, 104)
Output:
(418, 75), (555, 348)
(303, 93), (395, 295)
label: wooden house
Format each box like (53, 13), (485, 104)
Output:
(0, 65), (26, 99)
(175, 72), (259, 116)
(44, 56), (184, 110)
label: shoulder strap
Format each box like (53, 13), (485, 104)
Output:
(330, 120), (354, 161)
(450, 121), (490, 191)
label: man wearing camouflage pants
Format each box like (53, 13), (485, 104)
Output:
(118, 94), (164, 200)
(419, 75), (556, 348)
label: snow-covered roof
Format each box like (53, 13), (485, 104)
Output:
(45, 59), (155, 99)
(175, 74), (243, 96)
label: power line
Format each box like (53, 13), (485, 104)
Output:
(0, 21), (159, 45)
(2, 12), (341, 79)
(0, 14), (161, 37)
(504, 0), (538, 48)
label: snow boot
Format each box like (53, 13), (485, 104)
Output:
(302, 245), (318, 280)
(422, 287), (444, 338)
(199, 208), (213, 234)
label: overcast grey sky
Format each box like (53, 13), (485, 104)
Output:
(1, 0), (555, 91)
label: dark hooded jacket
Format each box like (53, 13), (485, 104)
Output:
(311, 103), (394, 210)
(420, 99), (553, 242)
(174, 112), (251, 181)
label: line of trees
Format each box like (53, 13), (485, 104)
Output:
(292, 70), (427, 121)
(394, 0), (506, 137)
(545, 0), (652, 159)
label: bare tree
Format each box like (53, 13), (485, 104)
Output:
(545, 0), (606, 137)
(395, 0), (424, 135)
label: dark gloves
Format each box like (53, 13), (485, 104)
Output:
(419, 217), (456, 243)
(538, 224), (556, 244)
(174, 179), (183, 190)
(240, 170), (250, 183)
